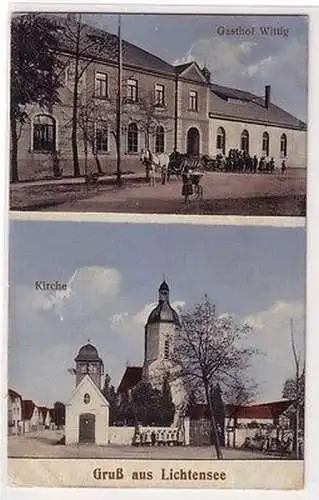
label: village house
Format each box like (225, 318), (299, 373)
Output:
(8, 389), (23, 435)
(13, 15), (307, 181)
(39, 406), (52, 429)
(21, 400), (41, 433)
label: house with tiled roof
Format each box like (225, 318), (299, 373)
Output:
(22, 400), (41, 432)
(225, 399), (294, 426)
(12, 14), (306, 181)
(8, 389), (23, 435)
(38, 406), (53, 429)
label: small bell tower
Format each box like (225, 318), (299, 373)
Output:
(74, 341), (104, 389)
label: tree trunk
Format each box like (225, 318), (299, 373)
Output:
(204, 382), (223, 459)
(93, 150), (103, 174)
(72, 84), (80, 177)
(10, 113), (19, 183)
(84, 134), (88, 177)
(71, 21), (81, 178)
(52, 149), (61, 178)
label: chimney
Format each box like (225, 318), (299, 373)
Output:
(265, 85), (271, 109)
(202, 66), (211, 83)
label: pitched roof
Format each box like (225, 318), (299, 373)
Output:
(18, 14), (305, 129)
(67, 373), (109, 406)
(39, 406), (49, 417)
(8, 389), (22, 402)
(175, 62), (193, 74)
(118, 366), (143, 394)
(22, 400), (36, 420)
(225, 400), (293, 420)
(45, 15), (175, 76)
(210, 84), (306, 130)
(189, 400), (293, 421)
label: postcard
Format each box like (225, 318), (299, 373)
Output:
(6, 9), (308, 492)
(7, 219), (305, 488)
(9, 12), (307, 217)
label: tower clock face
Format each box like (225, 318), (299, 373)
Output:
(88, 363), (97, 373)
(80, 365), (87, 373)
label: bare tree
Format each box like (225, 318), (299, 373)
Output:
(60, 14), (117, 177)
(282, 319), (305, 458)
(173, 295), (258, 459)
(223, 379), (258, 447)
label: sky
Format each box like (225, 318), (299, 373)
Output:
(80, 13), (308, 121)
(9, 220), (305, 407)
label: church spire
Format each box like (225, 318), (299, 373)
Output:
(159, 280), (169, 303)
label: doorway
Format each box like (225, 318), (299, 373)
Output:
(79, 413), (95, 443)
(186, 127), (200, 155)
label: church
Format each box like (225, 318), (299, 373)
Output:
(65, 280), (186, 445)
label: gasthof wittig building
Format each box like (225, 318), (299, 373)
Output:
(14, 14), (307, 181)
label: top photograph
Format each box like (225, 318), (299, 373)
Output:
(9, 13), (307, 216)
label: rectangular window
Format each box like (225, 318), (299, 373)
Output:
(155, 84), (165, 106)
(95, 72), (108, 98)
(96, 123), (108, 152)
(127, 79), (138, 102)
(189, 90), (198, 111)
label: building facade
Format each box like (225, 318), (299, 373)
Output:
(118, 280), (187, 425)
(8, 389), (23, 435)
(65, 343), (109, 445)
(22, 400), (40, 432)
(13, 15), (307, 181)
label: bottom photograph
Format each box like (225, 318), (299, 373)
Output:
(7, 219), (305, 489)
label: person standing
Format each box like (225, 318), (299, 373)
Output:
(182, 166), (193, 203)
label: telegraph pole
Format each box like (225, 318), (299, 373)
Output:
(116, 14), (122, 185)
(290, 318), (300, 459)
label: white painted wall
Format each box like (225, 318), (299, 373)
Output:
(209, 118), (307, 168)
(108, 425), (189, 446)
(108, 427), (136, 445)
(65, 375), (109, 445)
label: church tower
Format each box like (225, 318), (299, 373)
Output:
(74, 342), (104, 389)
(143, 280), (180, 388)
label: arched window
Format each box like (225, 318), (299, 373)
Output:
(127, 123), (138, 153)
(216, 127), (226, 154)
(280, 133), (287, 157)
(262, 131), (270, 156)
(240, 129), (249, 153)
(164, 338), (170, 359)
(155, 125), (165, 153)
(33, 114), (56, 152)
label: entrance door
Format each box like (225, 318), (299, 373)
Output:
(79, 413), (95, 443)
(187, 127), (200, 155)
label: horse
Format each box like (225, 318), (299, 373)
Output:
(140, 149), (170, 185)
(151, 152), (170, 185)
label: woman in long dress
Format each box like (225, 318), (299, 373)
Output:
(181, 166), (193, 203)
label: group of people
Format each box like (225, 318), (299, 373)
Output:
(132, 428), (185, 447)
(215, 149), (287, 174)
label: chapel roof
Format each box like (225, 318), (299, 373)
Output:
(75, 342), (102, 362)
